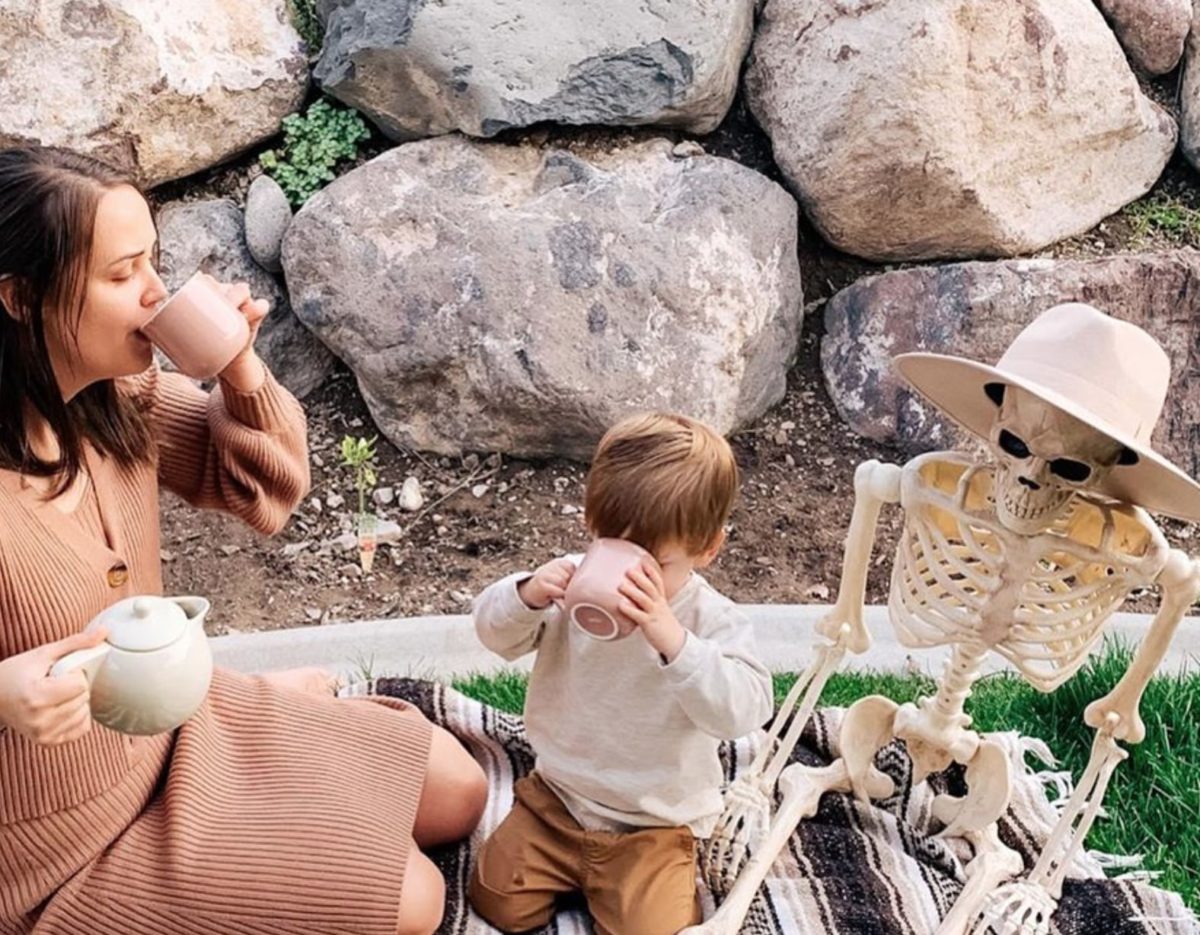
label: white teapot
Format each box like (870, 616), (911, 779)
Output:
(49, 595), (214, 736)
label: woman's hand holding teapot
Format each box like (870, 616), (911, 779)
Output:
(0, 628), (109, 745)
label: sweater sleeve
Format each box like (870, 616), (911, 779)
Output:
(472, 571), (556, 662)
(660, 605), (774, 741)
(121, 363), (310, 535)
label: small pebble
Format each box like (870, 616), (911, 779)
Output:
(398, 476), (424, 512)
(282, 541), (311, 559)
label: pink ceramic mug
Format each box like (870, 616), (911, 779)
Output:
(140, 272), (250, 380)
(562, 538), (661, 641)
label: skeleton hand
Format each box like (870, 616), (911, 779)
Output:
(972, 881), (1056, 935)
(704, 773), (773, 889)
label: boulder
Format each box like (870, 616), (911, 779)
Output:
(283, 136), (804, 459)
(0, 0), (308, 186)
(821, 253), (1200, 475)
(1094, 0), (1189, 74)
(313, 0), (754, 140)
(745, 0), (1176, 261)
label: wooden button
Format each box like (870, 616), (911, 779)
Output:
(106, 564), (129, 588)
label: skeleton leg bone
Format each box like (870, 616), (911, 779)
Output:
(974, 724), (1127, 935)
(684, 761), (852, 935)
(924, 739), (1020, 935)
(936, 824), (1024, 935)
(705, 634), (848, 890)
(692, 696), (900, 934)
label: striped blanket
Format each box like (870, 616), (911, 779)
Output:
(360, 678), (1199, 935)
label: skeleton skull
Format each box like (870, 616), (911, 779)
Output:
(988, 385), (1126, 535)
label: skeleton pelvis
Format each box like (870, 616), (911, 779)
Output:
(895, 700), (980, 771)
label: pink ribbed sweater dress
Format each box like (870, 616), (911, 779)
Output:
(0, 365), (432, 934)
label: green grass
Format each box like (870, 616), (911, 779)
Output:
(1121, 192), (1200, 247)
(453, 645), (1200, 911)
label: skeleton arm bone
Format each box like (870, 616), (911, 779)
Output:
(982, 548), (1200, 927)
(763, 459), (902, 771)
(1083, 548), (1200, 743)
(701, 460), (902, 887)
(816, 459), (903, 653)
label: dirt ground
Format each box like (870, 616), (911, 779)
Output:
(158, 85), (1197, 634)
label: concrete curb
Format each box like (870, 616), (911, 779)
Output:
(211, 604), (1200, 682)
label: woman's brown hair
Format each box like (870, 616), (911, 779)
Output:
(0, 146), (154, 496)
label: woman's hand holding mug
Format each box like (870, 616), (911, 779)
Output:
(139, 272), (269, 392)
(208, 276), (269, 393)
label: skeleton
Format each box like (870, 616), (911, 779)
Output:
(685, 312), (1200, 935)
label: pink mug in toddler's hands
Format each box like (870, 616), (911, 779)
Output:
(139, 272), (250, 380)
(562, 537), (661, 641)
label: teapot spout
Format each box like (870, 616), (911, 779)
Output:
(172, 596), (211, 626)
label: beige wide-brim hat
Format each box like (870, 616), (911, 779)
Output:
(894, 302), (1200, 522)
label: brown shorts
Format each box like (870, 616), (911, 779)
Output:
(469, 772), (702, 935)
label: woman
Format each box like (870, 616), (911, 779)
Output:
(0, 147), (486, 935)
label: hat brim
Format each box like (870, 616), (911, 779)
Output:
(894, 352), (1200, 522)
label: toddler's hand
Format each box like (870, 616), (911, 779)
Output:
(619, 561), (686, 661)
(517, 557), (576, 610)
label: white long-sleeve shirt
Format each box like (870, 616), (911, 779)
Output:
(473, 556), (774, 836)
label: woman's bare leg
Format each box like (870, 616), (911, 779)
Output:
(412, 724), (487, 847)
(396, 847), (445, 935)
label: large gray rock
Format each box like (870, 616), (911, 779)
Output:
(157, 200), (335, 398)
(1180, 13), (1200, 171)
(1095, 0), (1190, 74)
(0, 0), (308, 187)
(283, 136), (803, 460)
(821, 253), (1200, 476)
(313, 0), (754, 141)
(745, 0), (1176, 261)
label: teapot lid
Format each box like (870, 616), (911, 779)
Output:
(92, 596), (190, 652)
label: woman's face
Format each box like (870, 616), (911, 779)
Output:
(49, 184), (167, 399)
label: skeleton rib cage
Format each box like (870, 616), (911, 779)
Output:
(888, 453), (1169, 692)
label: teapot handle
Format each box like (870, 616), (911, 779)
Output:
(48, 644), (111, 684)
